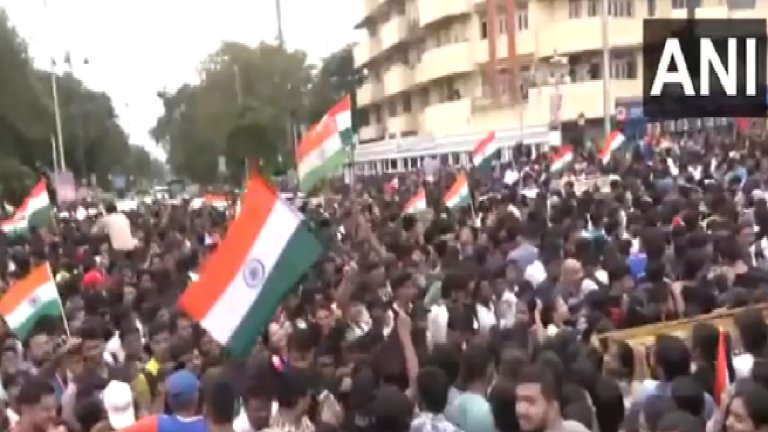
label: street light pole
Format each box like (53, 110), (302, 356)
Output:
(275, 0), (285, 47)
(50, 68), (66, 172)
(601, 0), (611, 135)
(66, 54), (89, 183)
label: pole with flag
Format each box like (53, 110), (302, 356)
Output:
(0, 263), (68, 339)
(178, 174), (323, 358)
(403, 187), (428, 215)
(470, 131), (499, 169)
(296, 96), (353, 193)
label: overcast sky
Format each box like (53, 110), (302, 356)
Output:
(1, 0), (361, 159)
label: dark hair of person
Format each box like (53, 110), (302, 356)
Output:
(488, 379), (519, 432)
(17, 377), (55, 408)
(105, 202), (117, 214)
(516, 364), (559, 402)
(733, 380), (768, 428)
(415, 367), (450, 414)
(455, 342), (492, 390)
(424, 343), (461, 385)
(654, 335), (691, 381)
(204, 378), (237, 425)
(735, 307), (768, 357)
(669, 376), (705, 419)
(74, 396), (106, 432)
(640, 395), (677, 432)
(591, 376), (624, 432)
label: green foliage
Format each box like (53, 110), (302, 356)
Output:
(0, 9), (136, 198)
(153, 43), (359, 185)
(0, 156), (37, 204)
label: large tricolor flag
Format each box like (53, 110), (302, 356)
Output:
(297, 114), (347, 193)
(1, 180), (53, 237)
(550, 145), (574, 174)
(403, 187), (428, 214)
(444, 172), (471, 210)
(599, 130), (626, 164)
(0, 263), (63, 340)
(471, 132), (498, 168)
(179, 175), (323, 358)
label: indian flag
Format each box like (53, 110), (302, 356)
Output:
(178, 174), (323, 358)
(326, 95), (354, 147)
(550, 145), (574, 174)
(444, 172), (471, 209)
(599, 130), (625, 164)
(1, 180), (52, 237)
(403, 187), (427, 214)
(471, 132), (498, 167)
(203, 194), (229, 209)
(0, 263), (62, 340)
(297, 110), (347, 193)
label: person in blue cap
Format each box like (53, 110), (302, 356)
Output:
(122, 370), (208, 432)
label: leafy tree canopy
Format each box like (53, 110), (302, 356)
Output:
(152, 42), (358, 185)
(0, 9), (154, 198)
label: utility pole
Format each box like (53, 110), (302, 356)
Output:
(275, 0), (285, 47)
(275, 0), (295, 180)
(600, 0), (611, 135)
(50, 68), (66, 172)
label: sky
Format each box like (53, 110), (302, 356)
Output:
(0, 0), (361, 160)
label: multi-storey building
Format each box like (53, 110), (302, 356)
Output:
(351, 0), (762, 174)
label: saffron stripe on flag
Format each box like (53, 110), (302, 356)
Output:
(0, 264), (51, 315)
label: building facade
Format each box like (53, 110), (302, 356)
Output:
(351, 0), (764, 171)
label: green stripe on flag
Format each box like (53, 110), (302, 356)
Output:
(28, 206), (53, 229)
(299, 148), (347, 193)
(226, 221), (323, 358)
(14, 299), (61, 341)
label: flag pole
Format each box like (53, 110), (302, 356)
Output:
(47, 262), (71, 337)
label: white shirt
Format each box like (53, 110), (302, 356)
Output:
(734, 353), (755, 379)
(497, 290), (517, 329)
(475, 303), (497, 335)
(427, 303), (449, 350)
(92, 212), (137, 251)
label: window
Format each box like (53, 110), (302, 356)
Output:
(388, 99), (398, 117)
(420, 88), (430, 107)
(569, 0), (582, 17)
(372, 105), (382, 123)
(588, 61), (602, 80)
(517, 7), (529, 30)
(480, 20), (488, 39)
(608, 0), (633, 16)
(647, 0), (656, 16)
(402, 93), (412, 113)
(498, 17), (506, 34)
(728, 0), (755, 9)
(610, 57), (636, 79)
(587, 0), (599, 16)
(672, 0), (699, 9)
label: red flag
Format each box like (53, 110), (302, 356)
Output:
(714, 329), (729, 407)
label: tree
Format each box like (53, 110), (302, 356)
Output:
(0, 9), (135, 196)
(152, 42), (314, 184)
(304, 45), (358, 126)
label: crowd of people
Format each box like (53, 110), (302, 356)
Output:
(4, 130), (768, 432)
